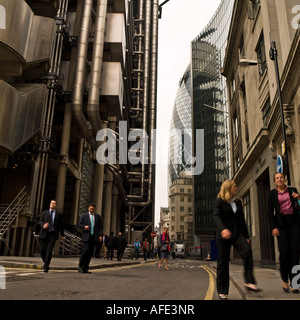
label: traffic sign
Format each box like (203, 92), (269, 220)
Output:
(276, 155), (283, 173)
(150, 231), (156, 238)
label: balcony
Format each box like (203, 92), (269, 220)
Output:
(0, 81), (46, 154)
(0, 0), (55, 78)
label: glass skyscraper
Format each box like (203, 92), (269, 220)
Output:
(192, 0), (234, 240)
(168, 65), (192, 188)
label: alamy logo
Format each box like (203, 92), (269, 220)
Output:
(291, 265), (300, 290)
(96, 121), (204, 175)
(0, 265), (6, 289)
(292, 5), (300, 30)
(0, 5), (6, 30)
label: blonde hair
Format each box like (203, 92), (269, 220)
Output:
(217, 180), (236, 203)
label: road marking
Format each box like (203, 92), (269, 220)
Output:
(93, 261), (157, 273)
(201, 265), (215, 300)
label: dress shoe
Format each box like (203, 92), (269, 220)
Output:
(43, 268), (49, 273)
(218, 294), (227, 300)
(282, 287), (290, 293)
(78, 268), (82, 273)
(245, 284), (262, 292)
(82, 270), (91, 274)
(292, 289), (299, 294)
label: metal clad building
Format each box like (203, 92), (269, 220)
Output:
(0, 0), (158, 256)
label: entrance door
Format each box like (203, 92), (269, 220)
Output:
(256, 169), (276, 266)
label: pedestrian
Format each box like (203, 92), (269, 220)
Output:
(142, 238), (150, 260)
(38, 200), (65, 272)
(213, 180), (261, 300)
(133, 238), (141, 260)
(106, 231), (116, 260)
(158, 227), (170, 271)
(78, 203), (103, 273)
(100, 231), (108, 258)
(116, 232), (127, 261)
(268, 172), (300, 293)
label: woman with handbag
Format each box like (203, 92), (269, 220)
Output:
(158, 227), (171, 271)
(268, 172), (300, 293)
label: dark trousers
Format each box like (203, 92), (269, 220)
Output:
(277, 222), (300, 283)
(143, 249), (148, 260)
(216, 234), (255, 294)
(107, 247), (114, 260)
(79, 235), (95, 271)
(39, 231), (56, 270)
(117, 250), (123, 261)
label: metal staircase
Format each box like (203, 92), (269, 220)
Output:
(0, 186), (29, 252)
(59, 230), (82, 256)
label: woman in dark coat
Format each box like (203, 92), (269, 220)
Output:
(213, 180), (261, 300)
(268, 172), (300, 293)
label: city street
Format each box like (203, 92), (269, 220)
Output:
(0, 259), (219, 300)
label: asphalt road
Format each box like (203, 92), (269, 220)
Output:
(0, 259), (218, 300)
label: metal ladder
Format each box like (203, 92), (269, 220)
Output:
(59, 230), (82, 256)
(0, 186), (28, 252)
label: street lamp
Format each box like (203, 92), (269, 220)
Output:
(239, 41), (291, 185)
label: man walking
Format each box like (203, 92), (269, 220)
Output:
(78, 203), (103, 273)
(106, 231), (116, 260)
(39, 200), (65, 272)
(133, 238), (140, 260)
(116, 232), (127, 261)
(142, 238), (150, 261)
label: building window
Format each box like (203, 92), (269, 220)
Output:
(262, 97), (271, 126)
(180, 206), (184, 212)
(256, 33), (267, 78)
(180, 196), (184, 202)
(248, 0), (260, 20)
(233, 114), (239, 140)
(243, 192), (252, 237)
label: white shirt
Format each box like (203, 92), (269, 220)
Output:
(230, 199), (237, 214)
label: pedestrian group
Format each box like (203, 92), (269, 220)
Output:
(37, 171), (300, 300)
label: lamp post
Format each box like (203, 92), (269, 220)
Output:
(239, 41), (291, 185)
(269, 41), (291, 186)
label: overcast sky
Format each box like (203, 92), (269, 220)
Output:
(154, 0), (222, 226)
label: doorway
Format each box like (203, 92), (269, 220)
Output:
(256, 168), (276, 266)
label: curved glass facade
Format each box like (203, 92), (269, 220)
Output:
(168, 65), (192, 188)
(192, 0), (234, 238)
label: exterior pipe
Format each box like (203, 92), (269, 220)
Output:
(127, 0), (151, 202)
(87, 0), (107, 134)
(128, 0), (158, 206)
(71, 0), (93, 134)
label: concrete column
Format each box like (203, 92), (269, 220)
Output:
(110, 186), (119, 235)
(103, 117), (117, 233)
(71, 139), (84, 225)
(18, 227), (26, 256)
(93, 122), (107, 217)
(55, 101), (72, 213)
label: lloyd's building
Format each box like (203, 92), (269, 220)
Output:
(0, 0), (158, 256)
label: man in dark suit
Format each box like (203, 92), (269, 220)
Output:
(106, 231), (116, 260)
(116, 232), (127, 261)
(78, 203), (103, 273)
(39, 200), (65, 272)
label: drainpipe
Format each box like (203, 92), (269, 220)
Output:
(71, 0), (93, 135)
(87, 0), (107, 134)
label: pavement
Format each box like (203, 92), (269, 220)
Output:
(0, 255), (299, 300)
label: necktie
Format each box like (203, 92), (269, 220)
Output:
(49, 210), (54, 231)
(90, 214), (94, 235)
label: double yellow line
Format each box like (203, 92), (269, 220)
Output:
(201, 265), (216, 300)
